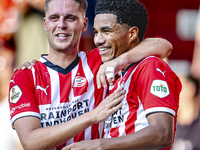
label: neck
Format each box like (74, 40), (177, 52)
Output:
(121, 42), (139, 73)
(46, 48), (78, 69)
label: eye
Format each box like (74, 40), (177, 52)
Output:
(66, 16), (76, 21)
(102, 28), (112, 34)
(93, 30), (98, 35)
(50, 16), (58, 21)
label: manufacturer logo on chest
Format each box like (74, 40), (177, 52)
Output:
(73, 76), (87, 87)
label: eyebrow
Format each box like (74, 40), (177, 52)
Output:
(101, 26), (111, 30)
(48, 13), (78, 18)
(93, 26), (112, 31)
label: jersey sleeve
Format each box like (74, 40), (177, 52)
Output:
(8, 69), (40, 127)
(135, 57), (182, 117)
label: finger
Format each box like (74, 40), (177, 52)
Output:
(112, 87), (126, 96)
(20, 62), (32, 70)
(107, 95), (124, 113)
(97, 70), (108, 89)
(100, 73), (108, 88)
(31, 59), (38, 64)
(13, 68), (18, 73)
(106, 67), (115, 87)
(107, 77), (114, 86)
(106, 67), (115, 79)
(20, 65), (26, 70)
(106, 88), (126, 106)
(96, 72), (102, 89)
(61, 146), (70, 150)
(111, 99), (123, 111)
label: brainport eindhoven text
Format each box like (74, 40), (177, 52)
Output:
(40, 99), (90, 127)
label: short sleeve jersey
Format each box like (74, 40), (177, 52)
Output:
(103, 56), (182, 150)
(9, 48), (106, 150)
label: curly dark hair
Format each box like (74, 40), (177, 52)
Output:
(95, 0), (148, 42)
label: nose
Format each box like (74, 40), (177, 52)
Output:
(94, 32), (106, 47)
(58, 16), (66, 29)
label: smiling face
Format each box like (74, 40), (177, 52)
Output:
(93, 14), (131, 63)
(44, 0), (88, 52)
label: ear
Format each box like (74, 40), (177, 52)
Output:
(128, 26), (139, 43)
(82, 17), (88, 32)
(43, 17), (47, 31)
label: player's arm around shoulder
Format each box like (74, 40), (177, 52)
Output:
(96, 38), (172, 89)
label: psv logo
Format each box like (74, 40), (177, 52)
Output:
(150, 80), (169, 98)
(74, 76), (87, 87)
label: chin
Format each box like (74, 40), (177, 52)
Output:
(102, 57), (113, 63)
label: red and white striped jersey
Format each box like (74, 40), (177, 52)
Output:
(9, 48), (106, 150)
(103, 56), (182, 150)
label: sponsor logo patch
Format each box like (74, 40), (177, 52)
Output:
(10, 102), (31, 115)
(10, 85), (22, 103)
(73, 76), (86, 87)
(150, 80), (169, 98)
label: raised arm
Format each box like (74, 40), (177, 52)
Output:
(122, 37), (172, 63)
(97, 38), (172, 88)
(14, 88), (125, 150)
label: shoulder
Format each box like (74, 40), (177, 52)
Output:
(10, 61), (45, 86)
(85, 48), (100, 55)
(134, 56), (181, 84)
(140, 56), (167, 65)
(83, 48), (101, 59)
(79, 48), (102, 66)
(13, 68), (33, 81)
(136, 56), (171, 73)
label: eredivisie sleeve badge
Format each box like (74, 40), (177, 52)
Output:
(10, 85), (22, 104)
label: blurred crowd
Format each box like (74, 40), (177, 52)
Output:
(0, 0), (200, 150)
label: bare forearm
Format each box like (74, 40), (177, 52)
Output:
(118, 38), (172, 65)
(16, 113), (95, 150)
(16, 88), (125, 150)
(98, 126), (172, 150)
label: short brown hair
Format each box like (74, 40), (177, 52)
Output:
(45, 0), (88, 14)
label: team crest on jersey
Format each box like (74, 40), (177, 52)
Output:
(150, 80), (169, 98)
(10, 85), (22, 104)
(74, 76), (87, 87)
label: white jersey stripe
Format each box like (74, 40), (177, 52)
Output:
(70, 64), (78, 99)
(85, 126), (92, 140)
(11, 111), (40, 127)
(48, 67), (60, 105)
(79, 52), (94, 140)
(118, 76), (130, 137)
(66, 138), (74, 146)
(135, 96), (149, 132)
(145, 107), (176, 117)
(31, 67), (36, 87)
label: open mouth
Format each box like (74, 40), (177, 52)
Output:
(57, 33), (69, 37)
(98, 47), (112, 55)
(99, 47), (111, 52)
(56, 33), (69, 41)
